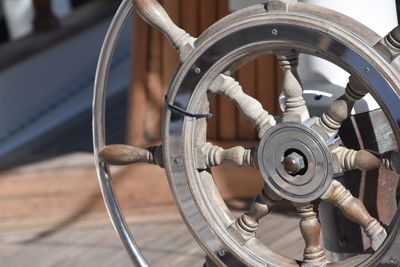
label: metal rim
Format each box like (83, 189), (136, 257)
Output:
(92, 0), (149, 266)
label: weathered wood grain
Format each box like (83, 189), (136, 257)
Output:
(237, 61), (258, 140)
(0, 203), (303, 267)
(128, 15), (149, 146)
(161, 0), (180, 92)
(145, 26), (163, 141)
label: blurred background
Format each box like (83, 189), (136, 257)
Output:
(0, 0), (399, 266)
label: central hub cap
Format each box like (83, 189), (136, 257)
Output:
(257, 123), (332, 203)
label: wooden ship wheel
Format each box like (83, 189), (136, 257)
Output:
(93, 0), (400, 266)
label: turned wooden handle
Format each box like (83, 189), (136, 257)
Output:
(318, 76), (367, 138)
(204, 143), (253, 167)
(334, 147), (381, 172)
(277, 52), (309, 123)
(132, 0), (194, 58)
(99, 144), (163, 166)
(209, 74), (276, 138)
(297, 205), (326, 263)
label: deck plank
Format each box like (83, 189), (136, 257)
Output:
(0, 152), (304, 266)
(0, 205), (303, 266)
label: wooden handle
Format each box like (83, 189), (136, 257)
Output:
(132, 0), (195, 60)
(99, 144), (163, 167)
(203, 143), (253, 167)
(277, 52), (309, 123)
(237, 186), (281, 234)
(209, 74), (276, 139)
(318, 76), (367, 138)
(297, 204), (326, 263)
(333, 147), (381, 172)
(322, 180), (387, 251)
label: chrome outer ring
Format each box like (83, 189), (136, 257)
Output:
(92, 0), (149, 266)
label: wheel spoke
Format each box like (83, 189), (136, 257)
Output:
(315, 76), (368, 139)
(236, 186), (281, 235)
(321, 180), (387, 251)
(99, 144), (163, 167)
(277, 52), (309, 123)
(196, 143), (256, 169)
(209, 74), (276, 139)
(333, 147), (400, 174)
(295, 204), (326, 265)
(332, 147), (381, 173)
(132, 0), (196, 61)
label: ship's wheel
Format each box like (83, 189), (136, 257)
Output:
(93, 0), (400, 266)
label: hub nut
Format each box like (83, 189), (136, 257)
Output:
(283, 152), (306, 175)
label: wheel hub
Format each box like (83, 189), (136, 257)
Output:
(257, 123), (333, 203)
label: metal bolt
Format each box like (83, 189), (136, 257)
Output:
(314, 94), (323, 101)
(364, 67), (370, 74)
(194, 67), (201, 74)
(217, 249), (226, 257)
(338, 237), (347, 247)
(388, 25), (400, 49)
(174, 158), (181, 165)
(272, 29), (278, 35)
(283, 152), (306, 175)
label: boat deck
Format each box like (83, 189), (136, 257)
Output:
(0, 153), (304, 266)
(0, 205), (303, 266)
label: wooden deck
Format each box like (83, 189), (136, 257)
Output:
(0, 153), (304, 266)
(0, 204), (304, 266)
(0, 207), (205, 267)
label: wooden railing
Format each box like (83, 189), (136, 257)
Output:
(33, 0), (60, 31)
